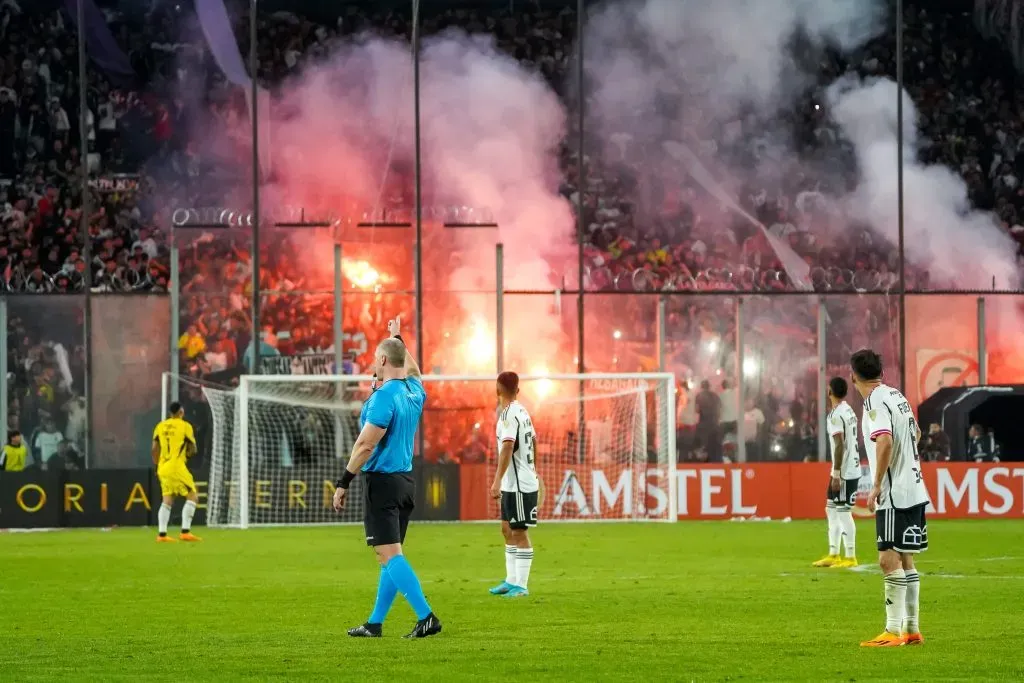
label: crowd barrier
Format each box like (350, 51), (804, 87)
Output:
(0, 462), (1020, 528)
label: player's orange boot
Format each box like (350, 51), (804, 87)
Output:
(860, 631), (905, 647)
(156, 534), (177, 543)
(179, 532), (202, 542)
(834, 557), (859, 568)
(902, 632), (924, 646)
(812, 554), (840, 567)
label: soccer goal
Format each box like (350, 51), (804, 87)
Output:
(167, 372), (677, 528)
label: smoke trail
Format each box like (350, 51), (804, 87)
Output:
(828, 75), (1021, 289)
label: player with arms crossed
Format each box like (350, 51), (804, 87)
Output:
(333, 317), (442, 639)
(152, 402), (201, 542)
(812, 377), (860, 568)
(488, 371), (539, 598)
(850, 349), (927, 647)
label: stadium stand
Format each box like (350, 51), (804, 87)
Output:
(0, 0), (1020, 465)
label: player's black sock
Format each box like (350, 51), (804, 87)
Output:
(158, 532), (167, 538)
(181, 528), (190, 534)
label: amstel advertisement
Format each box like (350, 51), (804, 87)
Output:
(458, 462), (1024, 521)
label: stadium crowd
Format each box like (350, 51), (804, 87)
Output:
(0, 0), (1020, 467)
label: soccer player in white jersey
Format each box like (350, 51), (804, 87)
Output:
(812, 377), (860, 568)
(488, 371), (539, 598)
(850, 349), (928, 647)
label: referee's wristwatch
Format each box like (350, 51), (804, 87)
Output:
(336, 470), (356, 489)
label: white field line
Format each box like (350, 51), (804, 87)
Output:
(785, 566), (1024, 580)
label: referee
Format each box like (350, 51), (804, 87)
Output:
(333, 316), (441, 639)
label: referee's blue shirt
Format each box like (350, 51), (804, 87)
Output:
(359, 377), (426, 473)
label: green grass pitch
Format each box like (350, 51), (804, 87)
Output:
(2, 520), (1023, 682)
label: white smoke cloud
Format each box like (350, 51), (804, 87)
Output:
(829, 75), (1020, 289)
(584, 0), (1021, 290)
(586, 0), (887, 127)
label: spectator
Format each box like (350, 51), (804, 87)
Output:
(242, 330), (281, 371)
(719, 380), (738, 443)
(694, 380), (722, 463)
(967, 424), (1001, 463)
(920, 423), (951, 462)
(31, 417), (63, 470)
(742, 398), (766, 462)
(1, 430), (28, 471)
(178, 324), (205, 359)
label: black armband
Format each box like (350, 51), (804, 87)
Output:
(393, 334), (405, 346)
(337, 470), (356, 489)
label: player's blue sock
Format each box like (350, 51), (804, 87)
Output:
(368, 567), (399, 625)
(384, 555), (432, 620)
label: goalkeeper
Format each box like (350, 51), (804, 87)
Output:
(152, 402), (201, 543)
(333, 316), (442, 639)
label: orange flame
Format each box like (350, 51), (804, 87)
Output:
(342, 259), (391, 290)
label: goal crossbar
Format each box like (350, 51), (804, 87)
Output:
(232, 373), (677, 383)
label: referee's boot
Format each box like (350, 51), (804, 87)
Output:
(404, 613), (442, 639)
(347, 623), (383, 638)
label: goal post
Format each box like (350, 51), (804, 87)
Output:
(179, 372), (677, 528)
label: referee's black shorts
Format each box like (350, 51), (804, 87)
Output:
(363, 471), (415, 547)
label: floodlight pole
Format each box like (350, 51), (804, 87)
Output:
(412, 0), (425, 462)
(896, 0), (907, 393)
(575, 0), (586, 466)
(412, 0), (424, 377)
(77, 0), (93, 467)
(249, 0), (261, 376)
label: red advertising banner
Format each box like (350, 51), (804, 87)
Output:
(459, 462), (1024, 521)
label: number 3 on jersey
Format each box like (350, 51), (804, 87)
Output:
(523, 431), (535, 464)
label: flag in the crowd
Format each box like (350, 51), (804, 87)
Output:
(63, 0), (136, 88)
(195, 0), (272, 178)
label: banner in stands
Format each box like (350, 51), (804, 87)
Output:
(89, 173), (139, 193)
(261, 354), (336, 375)
(459, 462), (1024, 521)
(0, 463), (458, 529)
(259, 334), (368, 375)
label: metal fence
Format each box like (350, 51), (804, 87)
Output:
(8, 1), (1024, 468)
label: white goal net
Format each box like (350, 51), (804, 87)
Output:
(168, 373), (676, 528)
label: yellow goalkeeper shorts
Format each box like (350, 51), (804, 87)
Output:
(158, 466), (197, 498)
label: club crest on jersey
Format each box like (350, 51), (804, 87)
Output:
(868, 409), (877, 421)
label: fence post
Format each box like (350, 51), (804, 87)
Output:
(496, 243), (504, 373)
(736, 297), (746, 463)
(977, 297), (987, 385)
(0, 298), (7, 441)
(817, 296), (827, 463)
(170, 244), (180, 403)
